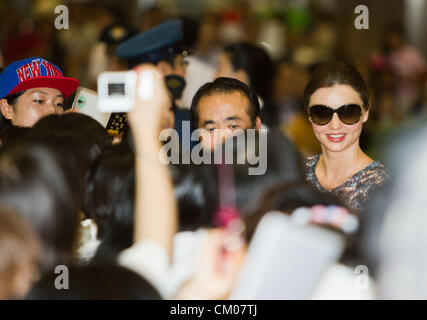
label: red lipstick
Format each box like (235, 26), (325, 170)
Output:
(326, 133), (346, 142)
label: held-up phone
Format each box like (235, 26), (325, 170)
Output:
(229, 212), (345, 300)
(72, 87), (111, 128)
(97, 70), (154, 113)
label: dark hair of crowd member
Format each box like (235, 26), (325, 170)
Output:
(244, 179), (352, 239)
(27, 113), (112, 217)
(0, 125), (30, 149)
(224, 42), (279, 127)
(26, 263), (161, 300)
(303, 61), (371, 111)
(0, 144), (79, 274)
(92, 162), (214, 264)
(180, 16), (199, 50)
(203, 129), (347, 241)
(0, 91), (26, 131)
(242, 177), (358, 269)
(84, 144), (134, 240)
(170, 164), (214, 231)
(190, 77), (260, 127)
(205, 129), (305, 210)
(91, 170), (135, 264)
(224, 42), (273, 102)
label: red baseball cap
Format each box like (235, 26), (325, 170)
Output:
(0, 57), (79, 100)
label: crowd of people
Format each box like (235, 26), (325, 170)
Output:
(0, 1), (426, 300)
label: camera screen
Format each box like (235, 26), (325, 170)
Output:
(108, 83), (125, 96)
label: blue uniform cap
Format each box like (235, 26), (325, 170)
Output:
(116, 19), (184, 66)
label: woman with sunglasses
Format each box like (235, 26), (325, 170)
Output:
(304, 61), (390, 211)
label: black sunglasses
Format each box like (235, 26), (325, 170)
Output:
(308, 104), (363, 126)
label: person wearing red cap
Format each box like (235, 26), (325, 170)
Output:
(0, 57), (79, 129)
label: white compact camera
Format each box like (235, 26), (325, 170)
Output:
(97, 70), (155, 112)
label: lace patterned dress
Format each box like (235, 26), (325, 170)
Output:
(304, 154), (390, 211)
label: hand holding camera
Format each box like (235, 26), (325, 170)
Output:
(111, 64), (177, 261)
(130, 65), (171, 136)
(97, 64), (171, 136)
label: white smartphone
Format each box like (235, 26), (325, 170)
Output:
(72, 87), (111, 128)
(229, 211), (345, 300)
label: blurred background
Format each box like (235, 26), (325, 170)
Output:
(0, 0), (426, 163)
(0, 0), (427, 300)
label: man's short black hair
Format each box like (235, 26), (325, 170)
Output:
(224, 42), (273, 101)
(190, 77), (260, 127)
